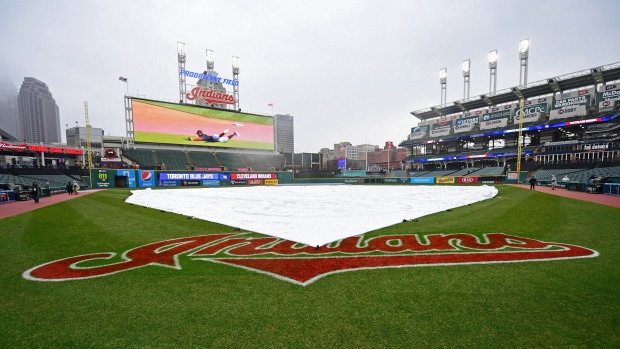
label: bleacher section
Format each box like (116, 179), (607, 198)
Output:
(239, 154), (271, 171)
(188, 151), (221, 169)
(155, 150), (190, 170)
(123, 149), (156, 168)
(471, 166), (505, 176)
(215, 153), (247, 171)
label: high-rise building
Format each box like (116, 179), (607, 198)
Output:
(17, 77), (61, 143)
(275, 114), (294, 153)
(0, 77), (19, 139)
(194, 71), (229, 109)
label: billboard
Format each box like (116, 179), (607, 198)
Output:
(597, 84), (620, 112)
(453, 116), (479, 133)
(430, 120), (453, 137)
(549, 90), (591, 120)
(131, 98), (274, 150)
(410, 125), (429, 140)
(514, 103), (548, 123)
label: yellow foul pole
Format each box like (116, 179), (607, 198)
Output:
(516, 98), (524, 174)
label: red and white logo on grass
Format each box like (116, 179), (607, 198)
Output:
(23, 233), (598, 286)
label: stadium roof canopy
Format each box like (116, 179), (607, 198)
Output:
(411, 61), (620, 121)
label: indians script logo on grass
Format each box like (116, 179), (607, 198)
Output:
(23, 233), (598, 286)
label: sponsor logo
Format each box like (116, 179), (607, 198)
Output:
(459, 177), (476, 184)
(98, 172), (108, 182)
(602, 101), (611, 107)
(605, 84), (617, 91)
(265, 179), (279, 185)
(104, 148), (117, 159)
(436, 177), (455, 184)
(159, 180), (178, 187)
(185, 87), (235, 105)
(180, 180), (200, 186)
(232, 173), (276, 180)
(0, 142), (28, 152)
(141, 171), (152, 182)
(22, 233), (598, 286)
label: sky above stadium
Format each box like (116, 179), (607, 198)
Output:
(1, 0), (620, 152)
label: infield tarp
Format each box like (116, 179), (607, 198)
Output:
(126, 185), (498, 247)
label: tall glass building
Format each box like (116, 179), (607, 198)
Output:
(275, 114), (294, 153)
(17, 77), (61, 143)
(0, 77), (19, 139)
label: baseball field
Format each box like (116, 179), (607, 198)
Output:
(1, 185), (619, 348)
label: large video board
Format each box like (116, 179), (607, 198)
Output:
(132, 98), (274, 150)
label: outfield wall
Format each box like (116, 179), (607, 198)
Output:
(90, 169), (522, 189)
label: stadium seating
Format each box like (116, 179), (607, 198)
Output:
(123, 149), (156, 168)
(188, 151), (221, 169)
(155, 150), (190, 170)
(215, 153), (248, 171)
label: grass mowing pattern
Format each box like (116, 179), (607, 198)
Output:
(1, 186), (619, 348)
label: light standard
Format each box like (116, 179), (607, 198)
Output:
(488, 50), (498, 93)
(519, 38), (530, 87)
(462, 59), (470, 99)
(439, 68), (447, 107)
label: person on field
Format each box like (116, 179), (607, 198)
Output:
(529, 177), (537, 190)
(30, 182), (42, 203)
(66, 182), (73, 195)
(45, 182), (50, 196)
(72, 181), (80, 195)
(188, 129), (239, 143)
(551, 175), (557, 190)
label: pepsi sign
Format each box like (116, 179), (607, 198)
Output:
(138, 170), (155, 188)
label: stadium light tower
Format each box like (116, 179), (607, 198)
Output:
(488, 50), (498, 93)
(177, 42), (187, 103)
(519, 38), (530, 87)
(462, 59), (471, 99)
(439, 68), (447, 107)
(232, 56), (240, 111)
(206, 49), (214, 75)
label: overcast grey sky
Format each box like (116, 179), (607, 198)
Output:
(1, 0), (619, 152)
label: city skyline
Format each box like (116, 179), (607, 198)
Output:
(1, 1), (620, 152)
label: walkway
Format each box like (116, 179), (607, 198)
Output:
(0, 190), (100, 220)
(509, 184), (620, 208)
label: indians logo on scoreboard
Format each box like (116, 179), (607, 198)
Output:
(23, 232), (597, 286)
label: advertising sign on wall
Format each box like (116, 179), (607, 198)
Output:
(430, 120), (453, 137)
(453, 116), (479, 133)
(138, 170), (155, 188)
(132, 98), (274, 150)
(549, 95), (590, 120)
(596, 84), (620, 112)
(457, 177), (479, 184)
(480, 117), (508, 130)
(116, 170), (136, 188)
(436, 177), (455, 184)
(410, 125), (429, 140)
(514, 103), (548, 123)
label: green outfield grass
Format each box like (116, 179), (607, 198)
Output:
(133, 131), (274, 150)
(1, 185), (619, 348)
(136, 99), (273, 125)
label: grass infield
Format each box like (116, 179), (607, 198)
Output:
(1, 185), (619, 348)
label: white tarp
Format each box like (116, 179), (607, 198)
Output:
(126, 185), (498, 247)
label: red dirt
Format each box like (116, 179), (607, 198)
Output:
(0, 190), (101, 220)
(508, 184), (620, 208)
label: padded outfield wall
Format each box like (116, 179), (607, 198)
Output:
(89, 169), (523, 188)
